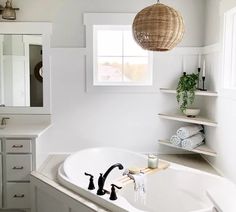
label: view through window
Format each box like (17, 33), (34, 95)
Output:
(93, 25), (152, 86)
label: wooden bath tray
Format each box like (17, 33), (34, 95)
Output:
(114, 160), (170, 186)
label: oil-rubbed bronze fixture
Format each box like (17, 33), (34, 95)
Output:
(0, 0), (19, 20)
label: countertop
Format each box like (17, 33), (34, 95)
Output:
(0, 124), (51, 138)
(31, 154), (220, 212)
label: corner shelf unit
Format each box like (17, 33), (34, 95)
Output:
(158, 113), (217, 127)
(160, 88), (218, 97)
(158, 88), (218, 157)
(158, 140), (217, 157)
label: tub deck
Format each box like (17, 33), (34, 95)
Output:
(31, 154), (219, 212)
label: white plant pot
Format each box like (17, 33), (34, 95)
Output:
(183, 108), (200, 117)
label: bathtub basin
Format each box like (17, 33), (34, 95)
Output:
(57, 147), (235, 212)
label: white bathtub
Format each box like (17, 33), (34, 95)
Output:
(57, 147), (235, 212)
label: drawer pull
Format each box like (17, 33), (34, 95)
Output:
(13, 194), (25, 198)
(12, 166), (24, 170)
(12, 145), (23, 148)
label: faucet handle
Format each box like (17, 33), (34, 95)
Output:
(84, 172), (95, 190)
(109, 184), (122, 201)
(1, 117), (10, 125)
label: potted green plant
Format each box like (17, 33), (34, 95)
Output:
(176, 73), (199, 114)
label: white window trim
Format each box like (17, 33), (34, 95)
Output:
(84, 13), (158, 93)
(222, 7), (236, 93)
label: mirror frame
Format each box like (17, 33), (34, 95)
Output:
(0, 22), (52, 114)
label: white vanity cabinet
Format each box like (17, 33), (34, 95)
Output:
(0, 137), (36, 211)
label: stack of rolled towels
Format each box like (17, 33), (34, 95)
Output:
(170, 125), (205, 150)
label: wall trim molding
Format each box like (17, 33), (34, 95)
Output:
(51, 43), (221, 56)
(50, 48), (87, 55)
(202, 43), (221, 54)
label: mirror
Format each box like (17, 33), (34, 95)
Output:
(0, 34), (43, 107)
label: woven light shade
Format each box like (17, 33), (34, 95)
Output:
(133, 3), (185, 51)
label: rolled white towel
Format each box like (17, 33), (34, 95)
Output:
(177, 125), (203, 139)
(170, 135), (182, 147)
(181, 133), (205, 150)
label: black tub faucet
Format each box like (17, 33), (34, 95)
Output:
(97, 163), (124, 196)
(110, 184), (122, 201)
(84, 172), (95, 190)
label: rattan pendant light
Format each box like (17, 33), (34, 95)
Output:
(132, 1), (185, 51)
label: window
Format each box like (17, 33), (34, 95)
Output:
(84, 13), (157, 92)
(93, 25), (152, 86)
(223, 7), (236, 89)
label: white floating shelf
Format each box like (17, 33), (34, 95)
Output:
(160, 88), (218, 97)
(158, 140), (217, 157)
(158, 113), (217, 127)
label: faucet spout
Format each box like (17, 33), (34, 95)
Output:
(97, 163), (124, 196)
(103, 163), (124, 181)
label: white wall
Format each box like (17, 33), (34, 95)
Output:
(3, 0), (206, 47)
(1, 1), (212, 162)
(38, 48), (203, 155)
(204, 0), (221, 45)
(26, 0), (207, 160)
(203, 0), (236, 183)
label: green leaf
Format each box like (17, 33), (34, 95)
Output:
(176, 73), (199, 112)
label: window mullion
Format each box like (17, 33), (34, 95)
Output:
(122, 30), (124, 82)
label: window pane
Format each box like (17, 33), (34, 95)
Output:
(97, 30), (122, 56)
(123, 30), (148, 57)
(123, 57), (150, 82)
(97, 57), (122, 82)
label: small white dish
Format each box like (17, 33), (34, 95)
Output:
(183, 108), (200, 117)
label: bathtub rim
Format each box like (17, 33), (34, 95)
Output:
(63, 147), (223, 180)
(59, 147), (236, 212)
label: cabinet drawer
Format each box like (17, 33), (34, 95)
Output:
(6, 139), (32, 153)
(6, 183), (30, 209)
(6, 155), (32, 181)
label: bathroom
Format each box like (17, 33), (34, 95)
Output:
(0, 0), (235, 211)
